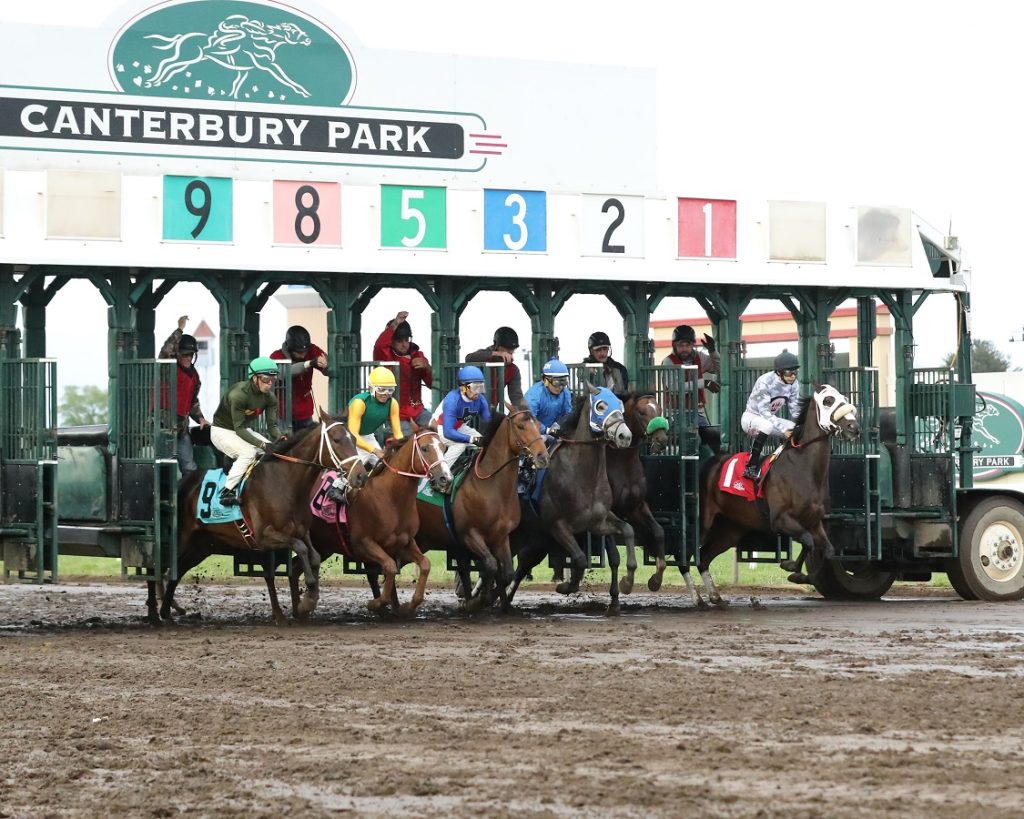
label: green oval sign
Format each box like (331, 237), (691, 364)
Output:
(110, 0), (355, 107)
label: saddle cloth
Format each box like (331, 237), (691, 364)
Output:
(417, 468), (469, 507)
(310, 470), (348, 524)
(717, 446), (783, 501)
(196, 469), (247, 523)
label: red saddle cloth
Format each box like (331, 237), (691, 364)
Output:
(718, 453), (770, 500)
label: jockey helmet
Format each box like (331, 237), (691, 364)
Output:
(247, 356), (279, 379)
(588, 331), (611, 350)
(458, 365), (486, 384)
(774, 350), (800, 372)
(178, 334), (199, 355)
(542, 358), (569, 378)
(392, 321), (412, 341)
(283, 325), (311, 354)
(493, 326), (519, 349)
(672, 324), (696, 344)
(368, 366), (397, 389)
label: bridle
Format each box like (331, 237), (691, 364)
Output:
(791, 387), (858, 448)
(272, 420), (364, 494)
(474, 410), (545, 480)
(381, 429), (449, 479)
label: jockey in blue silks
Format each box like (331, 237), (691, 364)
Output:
(524, 358), (573, 437)
(436, 365), (492, 468)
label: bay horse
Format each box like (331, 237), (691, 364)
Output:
(611, 392), (670, 596)
(688, 383), (860, 608)
(507, 384), (635, 611)
(146, 409), (367, 624)
(305, 429), (451, 616)
(417, 409), (549, 612)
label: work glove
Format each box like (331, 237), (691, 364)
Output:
(702, 334), (716, 353)
(547, 422), (561, 436)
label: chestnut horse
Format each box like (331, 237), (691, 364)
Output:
(689, 383), (860, 608)
(146, 409), (367, 624)
(417, 409), (549, 611)
(305, 429), (451, 615)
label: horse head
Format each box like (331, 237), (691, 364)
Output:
(505, 409), (549, 469)
(388, 429), (452, 493)
(587, 383), (632, 448)
(310, 408), (368, 490)
(812, 384), (860, 442)
(625, 392), (669, 455)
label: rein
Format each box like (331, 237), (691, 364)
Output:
(381, 430), (446, 478)
(474, 410), (544, 480)
(270, 421), (362, 481)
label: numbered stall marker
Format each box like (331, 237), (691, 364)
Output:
(163, 176), (232, 242)
(483, 189), (547, 252)
(677, 197), (736, 259)
(768, 200), (826, 262)
(273, 181), (341, 246)
(46, 170), (122, 240)
(581, 194), (643, 257)
(380, 185), (446, 249)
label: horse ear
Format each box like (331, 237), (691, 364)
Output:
(317, 405), (329, 422)
(409, 417), (420, 433)
(586, 381), (600, 395)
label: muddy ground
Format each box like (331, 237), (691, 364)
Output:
(2, 579), (1023, 818)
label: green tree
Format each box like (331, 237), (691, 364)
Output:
(59, 385), (108, 426)
(943, 338), (1014, 373)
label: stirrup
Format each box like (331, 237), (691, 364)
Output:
(741, 465), (760, 481)
(219, 487), (240, 506)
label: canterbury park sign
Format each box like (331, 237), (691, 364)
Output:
(0, 0), (500, 171)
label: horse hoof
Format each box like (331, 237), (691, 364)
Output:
(555, 581), (576, 595)
(606, 602), (621, 616)
(618, 577), (634, 595)
(696, 598), (710, 611)
(779, 559), (799, 572)
(647, 574), (663, 593)
(296, 597), (318, 618)
(788, 572), (811, 585)
(399, 602), (418, 617)
(366, 598), (384, 612)
(712, 597), (729, 608)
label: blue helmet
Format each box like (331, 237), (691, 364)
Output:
(542, 358), (569, 378)
(458, 365), (485, 384)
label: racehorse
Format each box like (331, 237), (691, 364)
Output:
(687, 383), (860, 608)
(416, 410), (549, 612)
(304, 429), (451, 616)
(144, 15), (312, 100)
(507, 384), (635, 611)
(145, 409), (367, 624)
(610, 392), (670, 596)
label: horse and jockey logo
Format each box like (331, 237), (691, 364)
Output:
(970, 391), (1024, 480)
(110, 0), (356, 106)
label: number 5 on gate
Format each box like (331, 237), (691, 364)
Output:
(162, 176), (233, 242)
(380, 185), (447, 249)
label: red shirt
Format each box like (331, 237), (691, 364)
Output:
(270, 344), (327, 422)
(666, 351), (705, 407)
(373, 324), (433, 421)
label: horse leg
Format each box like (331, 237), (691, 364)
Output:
(508, 539), (548, 605)
(146, 581), (161, 626)
(619, 532), (637, 596)
(360, 542), (398, 612)
(589, 516), (634, 598)
(679, 565), (710, 610)
(492, 535), (516, 613)
(547, 522), (588, 595)
(399, 539), (431, 616)
(780, 545), (806, 573)
(633, 505), (667, 592)
(284, 536), (320, 618)
(604, 537), (621, 616)
(460, 531), (498, 611)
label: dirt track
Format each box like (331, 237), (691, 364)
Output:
(2, 580), (1024, 818)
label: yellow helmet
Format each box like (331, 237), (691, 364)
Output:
(368, 366), (397, 389)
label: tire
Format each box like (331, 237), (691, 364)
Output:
(949, 497), (1024, 601)
(812, 560), (897, 600)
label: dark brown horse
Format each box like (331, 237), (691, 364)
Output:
(689, 383), (860, 608)
(611, 392), (670, 595)
(146, 409), (367, 624)
(417, 409), (548, 611)
(306, 429), (451, 615)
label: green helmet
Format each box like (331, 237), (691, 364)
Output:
(247, 356), (279, 378)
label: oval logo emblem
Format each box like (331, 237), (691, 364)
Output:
(109, 0), (356, 106)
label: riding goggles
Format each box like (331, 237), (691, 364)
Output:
(256, 374), (278, 384)
(463, 380), (485, 392)
(545, 376), (568, 387)
(781, 369), (799, 376)
(373, 386), (396, 396)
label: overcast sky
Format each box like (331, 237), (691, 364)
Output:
(10, 0), (1022, 405)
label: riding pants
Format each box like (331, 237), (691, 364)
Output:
(741, 411), (794, 438)
(210, 426), (270, 490)
(357, 434), (382, 463)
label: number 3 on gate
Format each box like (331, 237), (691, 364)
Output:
(484, 189), (546, 252)
(380, 185), (447, 249)
(162, 176), (233, 242)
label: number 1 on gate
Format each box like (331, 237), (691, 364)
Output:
(677, 197), (737, 259)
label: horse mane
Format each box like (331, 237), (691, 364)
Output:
(478, 414), (505, 448)
(266, 410), (350, 455)
(566, 393), (589, 430)
(792, 395), (813, 428)
(619, 389), (655, 407)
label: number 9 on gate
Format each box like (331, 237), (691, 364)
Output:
(162, 175), (233, 242)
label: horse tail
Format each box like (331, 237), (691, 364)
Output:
(144, 33), (186, 50)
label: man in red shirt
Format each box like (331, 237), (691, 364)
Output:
(373, 311), (433, 435)
(158, 315), (210, 476)
(270, 325), (328, 430)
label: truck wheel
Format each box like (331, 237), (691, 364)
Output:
(812, 560), (896, 600)
(950, 497), (1024, 601)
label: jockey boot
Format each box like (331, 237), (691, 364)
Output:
(219, 486), (240, 507)
(742, 433), (768, 481)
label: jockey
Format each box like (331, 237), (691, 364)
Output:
(347, 366), (403, 465)
(210, 356), (285, 506)
(436, 365), (492, 468)
(525, 358), (572, 436)
(270, 324), (328, 430)
(158, 314), (210, 477)
(661, 324), (721, 451)
(584, 331), (630, 394)
(741, 350), (802, 481)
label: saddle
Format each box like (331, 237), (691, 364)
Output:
(718, 445), (784, 501)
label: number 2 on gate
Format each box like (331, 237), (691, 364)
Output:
(273, 181), (341, 246)
(162, 176), (233, 242)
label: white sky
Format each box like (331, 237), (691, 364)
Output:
(10, 0), (1024, 407)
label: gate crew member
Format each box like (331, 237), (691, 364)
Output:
(741, 350), (802, 481)
(159, 315), (210, 476)
(661, 324), (721, 452)
(584, 331), (630, 394)
(270, 325), (328, 430)
(347, 366), (403, 466)
(372, 310), (433, 435)
(210, 357), (284, 506)
(466, 326), (525, 409)
(435, 365), (492, 469)
(524, 358), (573, 437)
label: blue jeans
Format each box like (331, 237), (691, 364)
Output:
(176, 430), (197, 475)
